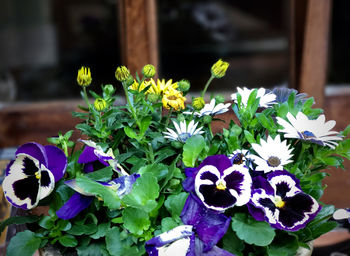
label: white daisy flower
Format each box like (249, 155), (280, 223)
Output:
(248, 135), (293, 173)
(276, 112), (343, 149)
(184, 99), (230, 117)
(163, 120), (204, 143)
(231, 87), (276, 108)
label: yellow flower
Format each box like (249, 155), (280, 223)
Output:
(162, 89), (186, 111)
(129, 80), (151, 92)
(115, 66), (130, 82)
(77, 66), (92, 87)
(211, 59), (229, 78)
(94, 98), (107, 111)
(148, 78), (178, 96)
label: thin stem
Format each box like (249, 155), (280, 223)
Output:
(82, 87), (91, 108)
(122, 83), (139, 126)
(165, 108), (173, 128)
(201, 75), (215, 98)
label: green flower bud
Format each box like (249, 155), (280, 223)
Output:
(115, 66), (130, 82)
(103, 84), (115, 96)
(125, 75), (135, 87)
(142, 64), (156, 78)
(177, 114), (185, 122)
(171, 141), (183, 149)
(215, 94), (225, 104)
(192, 97), (205, 111)
(211, 59), (229, 78)
(147, 93), (159, 103)
(178, 79), (190, 92)
(77, 66), (92, 87)
(203, 115), (212, 124)
(94, 98), (107, 111)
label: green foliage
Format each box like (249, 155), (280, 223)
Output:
(183, 135), (205, 167)
(6, 230), (41, 256)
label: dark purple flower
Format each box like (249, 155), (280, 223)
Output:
(184, 155), (252, 211)
(249, 170), (321, 231)
(78, 140), (114, 173)
(181, 194), (231, 252)
(56, 174), (140, 219)
(3, 142), (67, 210)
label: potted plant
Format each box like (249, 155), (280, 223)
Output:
(1, 60), (349, 256)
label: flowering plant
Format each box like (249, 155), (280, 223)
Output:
(1, 60), (350, 256)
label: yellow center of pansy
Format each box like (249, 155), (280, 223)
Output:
(274, 196), (285, 208)
(216, 180), (226, 190)
(35, 171), (41, 179)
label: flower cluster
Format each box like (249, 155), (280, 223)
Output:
(2, 60), (350, 256)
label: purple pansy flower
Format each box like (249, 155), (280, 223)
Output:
(145, 194), (233, 256)
(183, 155), (252, 211)
(56, 174), (139, 219)
(248, 170), (321, 231)
(78, 140), (114, 173)
(3, 142), (67, 210)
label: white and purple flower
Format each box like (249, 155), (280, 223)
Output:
(3, 142), (67, 210)
(78, 140), (114, 173)
(248, 171), (321, 231)
(145, 194), (233, 255)
(163, 120), (204, 143)
(276, 112), (343, 149)
(184, 99), (231, 117)
(248, 135), (293, 173)
(56, 174), (139, 219)
(231, 87), (276, 108)
(228, 149), (249, 166)
(183, 155), (252, 211)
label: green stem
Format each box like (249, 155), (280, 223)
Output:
(122, 83), (139, 127)
(82, 87), (91, 108)
(201, 75), (215, 98)
(165, 108), (173, 128)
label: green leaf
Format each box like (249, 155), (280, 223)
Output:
(222, 225), (245, 256)
(124, 126), (138, 139)
(183, 135), (205, 167)
(67, 223), (98, 236)
(310, 221), (338, 240)
(85, 166), (113, 181)
(76, 176), (120, 210)
(138, 163), (168, 181)
(164, 192), (188, 218)
(0, 215), (41, 233)
(256, 113), (271, 129)
(38, 216), (55, 229)
(90, 222), (110, 239)
(122, 207), (150, 235)
(6, 230), (41, 256)
(231, 213), (275, 246)
(59, 234), (78, 247)
(161, 217), (178, 232)
(140, 116), (152, 136)
(105, 227), (123, 256)
(77, 241), (109, 256)
(267, 232), (299, 256)
(244, 130), (256, 144)
(122, 172), (159, 212)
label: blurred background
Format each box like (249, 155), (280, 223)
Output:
(0, 0), (349, 101)
(0, 0), (350, 253)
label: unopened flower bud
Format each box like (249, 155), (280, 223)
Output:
(94, 98), (107, 111)
(211, 59), (229, 78)
(115, 66), (130, 82)
(77, 66), (92, 87)
(203, 115), (212, 124)
(178, 79), (190, 92)
(125, 75), (135, 87)
(177, 114), (185, 122)
(215, 94), (225, 104)
(103, 84), (115, 96)
(192, 97), (205, 110)
(147, 93), (159, 103)
(142, 64), (156, 78)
